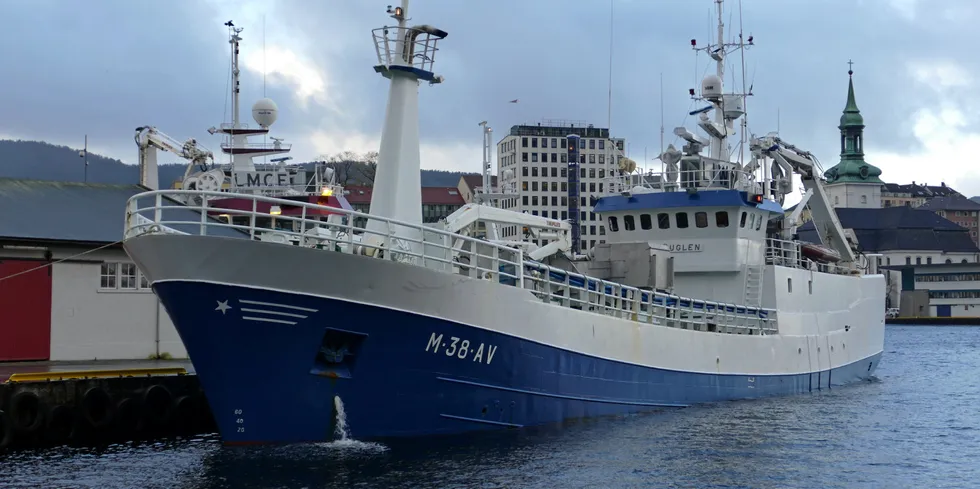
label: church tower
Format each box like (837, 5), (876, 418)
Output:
(823, 62), (883, 209)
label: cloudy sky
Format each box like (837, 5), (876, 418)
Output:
(2, 0), (978, 203)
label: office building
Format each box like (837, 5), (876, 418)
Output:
(496, 121), (626, 253)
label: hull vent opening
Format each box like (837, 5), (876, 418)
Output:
(310, 327), (368, 379)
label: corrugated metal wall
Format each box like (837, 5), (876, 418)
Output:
(0, 259), (52, 361)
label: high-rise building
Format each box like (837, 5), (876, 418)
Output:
(495, 121), (626, 253)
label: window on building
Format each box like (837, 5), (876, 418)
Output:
(120, 263), (138, 289)
(579, 139), (586, 149)
(695, 212), (708, 228)
(522, 182), (528, 191)
(927, 257), (932, 264)
(589, 139), (595, 149)
(521, 137), (528, 147)
(589, 154), (596, 164)
(532, 138), (538, 148)
(532, 153), (538, 163)
(608, 216), (619, 232)
(551, 182), (558, 192)
(522, 153), (528, 162)
(676, 212), (689, 228)
(532, 167), (538, 177)
(657, 213), (670, 229)
(561, 153), (567, 163)
(550, 167), (557, 178)
(716, 211), (729, 228)
(532, 196), (538, 206)
(551, 138), (557, 148)
(561, 196), (567, 206)
(100, 263), (117, 289)
(522, 195), (528, 206)
(861, 195), (868, 204)
(916, 257), (921, 265)
(551, 153), (557, 163)
(905, 256), (911, 265)
(599, 140), (605, 150)
(532, 182), (538, 191)
(640, 214), (652, 230)
(560, 138), (566, 148)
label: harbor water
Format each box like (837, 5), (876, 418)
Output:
(1, 325), (977, 489)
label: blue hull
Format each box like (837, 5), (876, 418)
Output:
(154, 281), (882, 444)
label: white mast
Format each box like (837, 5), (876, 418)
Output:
(366, 1), (448, 248)
(479, 121), (493, 202)
(711, 0), (726, 161)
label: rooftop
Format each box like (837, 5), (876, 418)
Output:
(0, 178), (244, 244)
(460, 174), (498, 191)
(881, 182), (960, 198)
(915, 193), (980, 212)
(797, 206), (979, 254)
(342, 185), (465, 206)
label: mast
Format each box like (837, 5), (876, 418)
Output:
(366, 0), (448, 248)
(712, 0), (726, 161)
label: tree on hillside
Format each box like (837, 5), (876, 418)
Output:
(321, 151), (378, 186)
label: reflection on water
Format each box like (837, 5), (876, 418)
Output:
(1, 326), (978, 489)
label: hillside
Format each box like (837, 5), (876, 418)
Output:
(0, 139), (471, 188)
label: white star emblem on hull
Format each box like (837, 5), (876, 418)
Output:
(215, 300), (232, 314)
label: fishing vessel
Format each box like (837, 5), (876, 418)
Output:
(123, 0), (885, 444)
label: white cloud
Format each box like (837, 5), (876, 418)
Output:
(242, 44), (341, 114)
(885, 0), (918, 20)
(865, 59), (980, 196)
(908, 60), (973, 89)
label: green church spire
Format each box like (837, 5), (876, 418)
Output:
(824, 61), (883, 184)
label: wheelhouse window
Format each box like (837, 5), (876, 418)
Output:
(624, 215), (636, 231)
(640, 214), (652, 230)
(608, 216), (619, 232)
(755, 214), (762, 230)
(695, 212), (708, 228)
(716, 211), (729, 227)
(676, 212), (689, 229)
(740, 211), (747, 228)
(657, 213), (670, 229)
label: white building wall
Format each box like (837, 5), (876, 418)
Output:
(1, 245), (185, 361)
(825, 182), (882, 209)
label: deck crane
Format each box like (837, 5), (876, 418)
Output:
(750, 134), (856, 264)
(134, 126), (215, 191)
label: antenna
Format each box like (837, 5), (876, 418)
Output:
(263, 14), (267, 98)
(81, 135), (88, 183)
(606, 0), (614, 188)
(737, 0), (748, 166)
(659, 72), (664, 155)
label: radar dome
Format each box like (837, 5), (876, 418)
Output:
(252, 98), (279, 128)
(701, 74), (723, 101)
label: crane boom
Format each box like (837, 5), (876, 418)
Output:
(751, 134), (856, 264)
(134, 126), (214, 190)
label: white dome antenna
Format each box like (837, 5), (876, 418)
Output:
(252, 98), (279, 128)
(701, 74), (723, 102)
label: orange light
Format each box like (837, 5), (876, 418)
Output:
(751, 194), (763, 203)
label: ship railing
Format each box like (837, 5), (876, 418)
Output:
(765, 238), (855, 275)
(603, 168), (758, 195)
(520, 261), (778, 335)
(220, 142), (292, 152)
(125, 190), (778, 335)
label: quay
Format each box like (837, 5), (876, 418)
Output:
(886, 317), (980, 326)
(0, 359), (215, 451)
